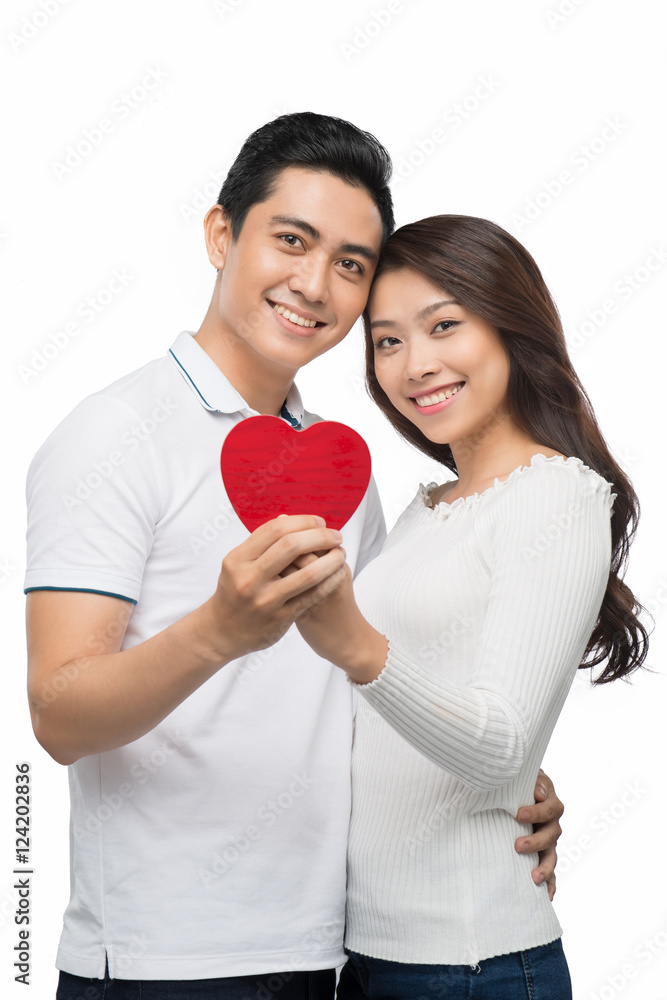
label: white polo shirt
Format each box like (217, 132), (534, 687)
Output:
(24, 330), (387, 981)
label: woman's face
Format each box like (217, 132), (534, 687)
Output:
(368, 267), (512, 448)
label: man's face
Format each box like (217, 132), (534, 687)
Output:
(209, 166), (384, 375)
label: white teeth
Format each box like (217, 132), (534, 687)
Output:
(272, 303), (317, 328)
(415, 382), (464, 406)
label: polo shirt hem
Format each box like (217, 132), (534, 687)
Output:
(23, 570), (139, 604)
(57, 945), (347, 981)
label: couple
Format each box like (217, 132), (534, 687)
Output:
(25, 112), (645, 999)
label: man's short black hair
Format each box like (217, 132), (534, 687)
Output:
(217, 111), (394, 245)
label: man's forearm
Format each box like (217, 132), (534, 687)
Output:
(30, 600), (230, 765)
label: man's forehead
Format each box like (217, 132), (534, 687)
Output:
(256, 166), (383, 249)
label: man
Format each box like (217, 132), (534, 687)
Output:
(25, 112), (564, 1000)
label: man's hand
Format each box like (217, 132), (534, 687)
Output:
(202, 514), (347, 663)
(514, 768), (564, 901)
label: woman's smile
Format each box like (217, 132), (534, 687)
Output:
(410, 380), (466, 415)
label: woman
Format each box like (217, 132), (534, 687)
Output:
(294, 216), (648, 998)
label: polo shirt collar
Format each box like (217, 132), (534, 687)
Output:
(168, 330), (304, 426)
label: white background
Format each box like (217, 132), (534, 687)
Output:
(1, 1), (665, 998)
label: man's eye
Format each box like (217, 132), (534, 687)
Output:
(339, 259), (362, 273)
(279, 234), (303, 248)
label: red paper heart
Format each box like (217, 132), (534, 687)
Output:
(220, 415), (372, 532)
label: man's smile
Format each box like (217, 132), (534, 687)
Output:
(268, 299), (326, 328)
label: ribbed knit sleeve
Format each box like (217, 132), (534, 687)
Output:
(353, 458), (614, 791)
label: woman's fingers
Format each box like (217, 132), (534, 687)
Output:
(274, 547), (347, 607)
(257, 526), (343, 581)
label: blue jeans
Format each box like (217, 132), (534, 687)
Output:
(336, 939), (572, 999)
(56, 965), (336, 999)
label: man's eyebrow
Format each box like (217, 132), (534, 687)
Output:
(340, 242), (379, 265)
(370, 300), (458, 331)
(269, 215), (379, 265)
(270, 215), (321, 241)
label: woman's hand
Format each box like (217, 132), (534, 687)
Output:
(514, 768), (564, 901)
(289, 552), (388, 683)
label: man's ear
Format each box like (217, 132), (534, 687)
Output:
(204, 204), (232, 271)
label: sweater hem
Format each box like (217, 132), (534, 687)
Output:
(344, 920), (564, 967)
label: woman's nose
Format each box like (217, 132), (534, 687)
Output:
(404, 341), (442, 381)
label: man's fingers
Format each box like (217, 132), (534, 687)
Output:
(238, 515), (330, 561)
(517, 797), (562, 826)
(531, 846), (557, 901)
(515, 818), (562, 855)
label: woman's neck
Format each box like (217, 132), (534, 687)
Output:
(443, 419), (564, 502)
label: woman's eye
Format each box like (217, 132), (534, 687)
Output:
(279, 234), (303, 248)
(339, 258), (362, 274)
(375, 336), (400, 349)
(433, 320), (458, 333)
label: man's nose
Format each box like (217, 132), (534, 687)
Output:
(288, 255), (330, 304)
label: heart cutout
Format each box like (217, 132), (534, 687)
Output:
(220, 415), (372, 532)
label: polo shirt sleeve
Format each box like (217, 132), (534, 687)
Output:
(353, 474), (387, 578)
(24, 393), (163, 605)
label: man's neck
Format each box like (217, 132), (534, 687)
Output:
(194, 317), (295, 417)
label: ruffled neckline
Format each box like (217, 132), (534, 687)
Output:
(417, 453), (617, 519)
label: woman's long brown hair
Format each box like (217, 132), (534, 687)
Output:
(363, 215), (649, 684)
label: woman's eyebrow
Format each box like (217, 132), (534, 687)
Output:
(370, 299), (459, 330)
(417, 299), (458, 318)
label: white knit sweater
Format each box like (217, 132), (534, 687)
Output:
(346, 453), (616, 966)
